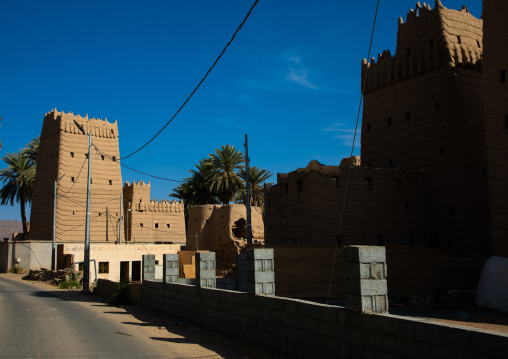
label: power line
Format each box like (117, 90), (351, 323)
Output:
(116, 0), (260, 161)
(326, 0), (381, 304)
(61, 156), (87, 195)
(93, 144), (184, 182)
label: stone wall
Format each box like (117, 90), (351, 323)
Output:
(483, 0), (508, 258)
(123, 181), (185, 244)
(30, 109), (123, 243)
(265, 160), (428, 247)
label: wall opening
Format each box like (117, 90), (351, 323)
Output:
(435, 103), (441, 113)
(429, 39), (433, 48)
(232, 218), (247, 239)
(155, 223), (159, 228)
(296, 180), (303, 192)
(99, 262), (109, 274)
(501, 70), (506, 83)
(366, 123), (371, 132)
(387, 117), (392, 126)
(406, 111), (411, 121)
(457, 35), (461, 44)
(389, 159), (394, 168)
(140, 223), (144, 228)
(109, 180), (112, 185)
(132, 261), (141, 282)
(440, 147), (446, 155)
(101, 155), (105, 161)
(120, 261), (129, 281)
(476, 40), (481, 48)
(167, 224), (171, 228)
(70, 152), (74, 158)
(71, 177), (75, 183)
(364, 177), (373, 190)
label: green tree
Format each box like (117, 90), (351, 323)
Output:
(0, 150), (36, 240)
(207, 145), (245, 205)
(234, 166), (272, 207)
(24, 135), (40, 165)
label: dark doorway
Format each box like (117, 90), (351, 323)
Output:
(132, 261), (141, 282)
(232, 218), (247, 239)
(120, 261), (130, 281)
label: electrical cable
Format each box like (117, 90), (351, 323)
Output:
(114, 0), (260, 161)
(93, 144), (184, 182)
(61, 156), (87, 195)
(326, 0), (381, 304)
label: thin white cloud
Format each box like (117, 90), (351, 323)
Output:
(322, 123), (358, 146)
(285, 68), (318, 89)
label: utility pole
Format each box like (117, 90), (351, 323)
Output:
(52, 174), (65, 271)
(74, 120), (92, 293)
(244, 134), (252, 245)
(106, 207), (108, 242)
(195, 233), (198, 251)
(118, 190), (123, 244)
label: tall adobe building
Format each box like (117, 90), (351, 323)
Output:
(483, 0), (508, 257)
(360, 1), (489, 253)
(30, 109), (123, 242)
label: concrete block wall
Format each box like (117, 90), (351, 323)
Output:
(195, 252), (216, 288)
(163, 254), (179, 283)
(141, 280), (508, 358)
(142, 254), (155, 281)
(247, 248), (275, 295)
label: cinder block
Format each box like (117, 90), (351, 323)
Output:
(345, 262), (387, 279)
(247, 248), (274, 260)
(247, 271), (275, 283)
(345, 278), (388, 296)
(344, 245), (386, 263)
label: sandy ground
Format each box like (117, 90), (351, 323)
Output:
(2, 272), (291, 359)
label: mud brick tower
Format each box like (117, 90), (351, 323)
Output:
(360, 1), (489, 253)
(30, 109), (123, 242)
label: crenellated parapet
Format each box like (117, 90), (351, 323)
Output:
(361, 0), (482, 94)
(41, 108), (119, 140)
(123, 180), (183, 213)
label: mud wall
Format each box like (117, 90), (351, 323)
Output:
(483, 0), (508, 258)
(30, 109), (123, 243)
(265, 161), (428, 247)
(123, 181), (185, 244)
(360, 2), (488, 252)
(187, 204), (264, 271)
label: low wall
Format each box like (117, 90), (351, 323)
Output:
(96, 279), (141, 303)
(141, 280), (508, 358)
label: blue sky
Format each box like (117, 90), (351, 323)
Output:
(0, 0), (482, 221)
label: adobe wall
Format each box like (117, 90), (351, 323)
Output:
(187, 204), (264, 271)
(265, 160), (429, 247)
(483, 0), (508, 257)
(360, 2), (488, 252)
(123, 181), (186, 244)
(30, 109), (123, 242)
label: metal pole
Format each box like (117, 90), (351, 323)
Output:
(52, 174), (65, 271)
(119, 190), (123, 244)
(83, 133), (92, 292)
(244, 134), (252, 245)
(195, 233), (198, 251)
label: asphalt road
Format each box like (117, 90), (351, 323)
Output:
(0, 275), (195, 359)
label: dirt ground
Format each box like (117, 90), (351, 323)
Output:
(3, 272), (291, 359)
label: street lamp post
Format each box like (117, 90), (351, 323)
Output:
(52, 174), (65, 271)
(74, 120), (92, 293)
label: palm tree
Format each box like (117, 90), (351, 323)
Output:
(207, 145), (245, 205)
(0, 150), (36, 240)
(235, 166), (272, 207)
(24, 135), (40, 165)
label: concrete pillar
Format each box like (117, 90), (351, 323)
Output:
(163, 254), (179, 283)
(195, 252), (216, 288)
(344, 246), (388, 313)
(142, 254), (155, 281)
(237, 253), (247, 292)
(247, 248), (275, 295)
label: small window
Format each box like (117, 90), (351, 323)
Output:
(440, 147), (446, 155)
(366, 123), (371, 132)
(91, 178), (93, 184)
(429, 39), (434, 48)
(140, 223), (144, 228)
(101, 155), (105, 161)
(72, 211), (75, 215)
(99, 262), (109, 274)
(296, 180), (303, 192)
(155, 223), (159, 228)
(166, 224), (170, 228)
(71, 177), (75, 183)
(112, 156), (117, 161)
(364, 177), (373, 190)
(389, 159), (394, 168)
(501, 70), (506, 83)
(407, 48), (410, 56)
(406, 111), (411, 121)
(98, 212), (101, 216)
(205, 220), (209, 223)
(476, 40), (481, 48)
(450, 206), (455, 215)
(109, 180), (112, 185)
(78, 263), (83, 272)
(435, 103), (441, 113)
(387, 117), (392, 126)
(85, 154), (89, 159)
(70, 152), (74, 158)
(457, 35), (461, 44)
(155, 260), (159, 265)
